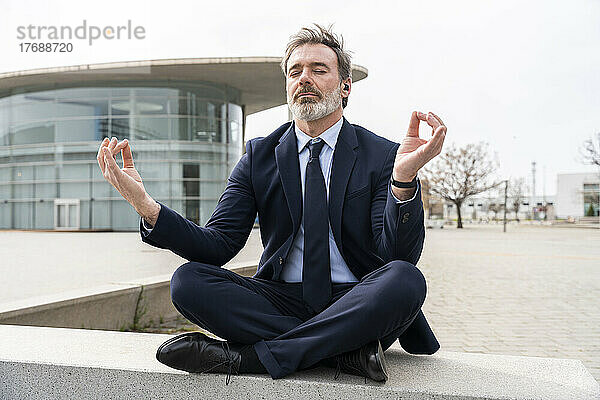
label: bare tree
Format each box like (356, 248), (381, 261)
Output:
(488, 201), (503, 221)
(508, 177), (526, 222)
(421, 142), (500, 228)
(581, 132), (600, 166)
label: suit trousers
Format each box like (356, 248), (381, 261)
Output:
(170, 259), (427, 379)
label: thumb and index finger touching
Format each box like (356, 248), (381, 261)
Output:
(97, 137), (135, 175)
(112, 139), (134, 168)
(408, 110), (446, 136)
(405, 110), (447, 160)
(419, 112), (447, 157)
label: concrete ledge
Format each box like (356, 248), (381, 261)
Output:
(1, 325), (598, 399)
(0, 262), (257, 331)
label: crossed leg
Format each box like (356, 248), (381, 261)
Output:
(170, 260), (427, 379)
(171, 262), (317, 344)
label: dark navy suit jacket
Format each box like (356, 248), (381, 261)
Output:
(140, 117), (440, 355)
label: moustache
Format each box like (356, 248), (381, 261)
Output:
(295, 87), (322, 100)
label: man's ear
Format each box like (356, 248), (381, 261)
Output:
(342, 79), (351, 96)
(341, 79), (351, 108)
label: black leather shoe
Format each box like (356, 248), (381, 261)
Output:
(334, 340), (388, 382)
(156, 332), (247, 385)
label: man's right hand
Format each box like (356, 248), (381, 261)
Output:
(97, 137), (160, 227)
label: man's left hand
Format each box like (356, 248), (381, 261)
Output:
(393, 111), (447, 182)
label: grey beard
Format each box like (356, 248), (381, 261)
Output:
(288, 86), (342, 122)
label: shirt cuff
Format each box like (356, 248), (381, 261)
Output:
(141, 218), (154, 232)
(389, 178), (420, 204)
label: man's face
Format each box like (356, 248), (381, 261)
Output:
(285, 43), (344, 122)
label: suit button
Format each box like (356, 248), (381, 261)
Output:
(402, 212), (410, 223)
(279, 257), (284, 265)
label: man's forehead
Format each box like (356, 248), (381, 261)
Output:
(287, 43), (338, 69)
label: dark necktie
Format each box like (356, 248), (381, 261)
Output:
(302, 138), (332, 313)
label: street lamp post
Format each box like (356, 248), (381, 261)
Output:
(503, 180), (508, 233)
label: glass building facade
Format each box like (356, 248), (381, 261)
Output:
(0, 81), (244, 230)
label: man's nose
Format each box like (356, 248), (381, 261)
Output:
(298, 69), (314, 86)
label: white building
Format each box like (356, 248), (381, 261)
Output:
(555, 172), (600, 219)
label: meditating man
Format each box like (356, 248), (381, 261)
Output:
(97, 24), (446, 384)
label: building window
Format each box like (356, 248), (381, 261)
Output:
(183, 163), (200, 225)
(583, 184), (599, 217)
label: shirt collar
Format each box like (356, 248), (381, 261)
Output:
(295, 116), (343, 154)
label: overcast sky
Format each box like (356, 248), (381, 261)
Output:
(2, 0), (599, 195)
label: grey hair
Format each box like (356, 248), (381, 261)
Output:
(281, 23), (352, 108)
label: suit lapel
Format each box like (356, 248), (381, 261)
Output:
(329, 118), (358, 259)
(275, 123), (303, 236)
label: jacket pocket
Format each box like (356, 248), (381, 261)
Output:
(345, 185), (369, 200)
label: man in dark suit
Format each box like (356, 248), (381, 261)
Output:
(97, 24), (447, 384)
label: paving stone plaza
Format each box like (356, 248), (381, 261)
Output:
(1, 223), (598, 382)
(419, 224), (600, 382)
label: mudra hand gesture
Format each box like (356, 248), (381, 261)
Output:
(393, 111), (447, 182)
(97, 137), (159, 223)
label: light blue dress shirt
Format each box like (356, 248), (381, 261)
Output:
(141, 117), (419, 284)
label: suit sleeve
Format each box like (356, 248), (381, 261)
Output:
(371, 144), (425, 265)
(139, 140), (257, 266)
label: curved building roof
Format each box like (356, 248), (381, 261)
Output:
(0, 57), (368, 115)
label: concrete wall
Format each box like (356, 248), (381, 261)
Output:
(0, 264), (258, 331)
